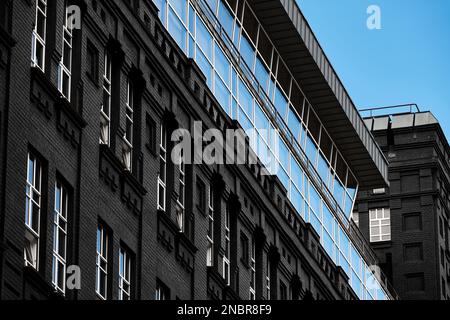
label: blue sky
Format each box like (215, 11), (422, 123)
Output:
(296, 0), (450, 137)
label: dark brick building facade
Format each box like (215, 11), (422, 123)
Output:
(0, 0), (395, 300)
(356, 110), (450, 300)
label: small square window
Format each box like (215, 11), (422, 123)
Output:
(406, 273), (425, 292)
(403, 213), (422, 232)
(404, 243), (423, 262)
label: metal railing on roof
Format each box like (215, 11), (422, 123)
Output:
(193, 0), (398, 300)
(360, 104), (421, 118)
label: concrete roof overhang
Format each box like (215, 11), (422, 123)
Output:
(250, 0), (389, 189)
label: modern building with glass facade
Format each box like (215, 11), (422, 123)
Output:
(0, 0), (396, 300)
(152, 0), (394, 299)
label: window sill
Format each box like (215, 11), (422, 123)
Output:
(370, 240), (392, 248)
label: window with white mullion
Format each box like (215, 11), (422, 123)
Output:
(100, 52), (112, 145)
(206, 185), (214, 267)
(24, 153), (42, 270)
(266, 256), (270, 300)
(223, 207), (230, 285)
(96, 225), (108, 300)
(157, 124), (167, 211)
(155, 281), (170, 300)
(249, 237), (256, 300)
(119, 248), (132, 300)
(125, 80), (134, 145)
(369, 208), (391, 243)
(52, 182), (68, 294)
(166, 0), (188, 53)
(58, 7), (73, 101)
(32, 0), (47, 71)
(176, 154), (186, 232)
(123, 79), (134, 171)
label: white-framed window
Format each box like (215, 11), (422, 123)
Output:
(223, 207), (230, 285)
(96, 224), (108, 299)
(266, 256), (270, 300)
(249, 237), (256, 300)
(100, 51), (112, 145)
(176, 153), (185, 232)
(155, 281), (169, 300)
(24, 152), (42, 270)
(52, 182), (68, 294)
(369, 208), (391, 242)
(373, 188), (386, 195)
(58, 6), (73, 101)
(157, 123), (167, 211)
(31, 0), (47, 71)
(123, 79), (134, 171)
(119, 247), (132, 300)
(206, 185), (214, 267)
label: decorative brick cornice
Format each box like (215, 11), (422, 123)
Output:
(99, 145), (147, 215)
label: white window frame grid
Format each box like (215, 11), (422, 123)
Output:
(24, 153), (42, 270)
(58, 7), (73, 101)
(249, 238), (256, 300)
(195, 0), (359, 211)
(119, 247), (132, 300)
(100, 51), (112, 145)
(157, 123), (167, 211)
(162, 0), (235, 115)
(176, 154), (185, 232)
(31, 0), (47, 71)
(155, 283), (168, 300)
(369, 208), (391, 243)
(157, 0), (360, 207)
(52, 182), (68, 294)
(223, 207), (230, 285)
(224, 0), (359, 194)
(206, 185), (214, 267)
(265, 256), (270, 300)
(233, 1), (355, 218)
(96, 225), (108, 300)
(123, 79), (134, 171)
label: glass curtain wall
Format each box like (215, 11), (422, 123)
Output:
(153, 0), (388, 300)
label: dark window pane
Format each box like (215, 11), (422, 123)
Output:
(290, 84), (305, 119)
(335, 153), (347, 184)
(320, 131), (333, 161)
(308, 110), (321, 142)
(243, 4), (258, 44)
(406, 274), (425, 292)
(346, 171), (358, 199)
(257, 30), (273, 67)
(277, 61), (290, 97)
(404, 243), (423, 262)
(403, 214), (422, 231)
